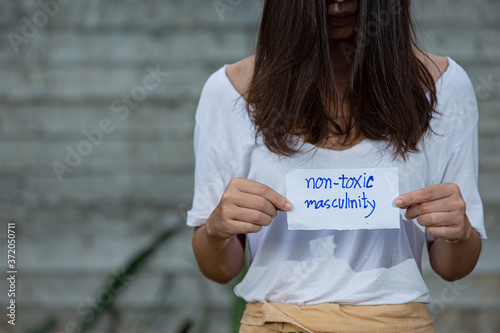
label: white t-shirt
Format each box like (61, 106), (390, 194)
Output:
(187, 57), (487, 306)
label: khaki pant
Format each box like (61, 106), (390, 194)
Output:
(239, 302), (435, 333)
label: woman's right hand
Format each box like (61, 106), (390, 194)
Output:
(205, 178), (292, 242)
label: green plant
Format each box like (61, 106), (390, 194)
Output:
(230, 264), (249, 333)
(25, 224), (185, 333)
(79, 225), (184, 332)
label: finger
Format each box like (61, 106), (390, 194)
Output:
(227, 207), (273, 227)
(231, 193), (278, 217)
(413, 211), (457, 228)
(405, 198), (458, 220)
(215, 217), (262, 237)
(233, 178), (292, 211)
(426, 225), (465, 241)
(231, 220), (263, 235)
(395, 184), (454, 209)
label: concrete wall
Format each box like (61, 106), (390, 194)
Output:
(412, 1), (500, 332)
(0, 0), (498, 332)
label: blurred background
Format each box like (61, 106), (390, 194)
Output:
(0, 0), (498, 332)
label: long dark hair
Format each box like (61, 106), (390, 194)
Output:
(246, 0), (438, 158)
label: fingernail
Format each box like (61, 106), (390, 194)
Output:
(404, 211), (409, 219)
(395, 199), (403, 207)
(284, 201), (292, 210)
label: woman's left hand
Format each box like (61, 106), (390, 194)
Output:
(395, 183), (472, 243)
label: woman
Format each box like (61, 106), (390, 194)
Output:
(188, 0), (487, 331)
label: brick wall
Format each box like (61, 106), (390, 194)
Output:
(0, 0), (498, 332)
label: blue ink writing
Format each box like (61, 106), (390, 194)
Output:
(304, 191), (376, 218)
(303, 173), (377, 220)
(305, 173), (374, 190)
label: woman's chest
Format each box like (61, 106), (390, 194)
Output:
(245, 140), (435, 199)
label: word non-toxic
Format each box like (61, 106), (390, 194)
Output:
(305, 173), (375, 190)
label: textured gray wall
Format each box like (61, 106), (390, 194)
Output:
(0, 0), (498, 332)
(413, 1), (500, 332)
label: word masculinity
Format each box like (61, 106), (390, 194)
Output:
(304, 173), (376, 218)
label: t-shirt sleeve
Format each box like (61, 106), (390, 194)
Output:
(428, 61), (487, 240)
(186, 69), (235, 227)
(438, 123), (486, 239)
(186, 124), (233, 227)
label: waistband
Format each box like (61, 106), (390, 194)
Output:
(240, 301), (435, 333)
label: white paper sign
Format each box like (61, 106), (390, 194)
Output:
(286, 168), (400, 230)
